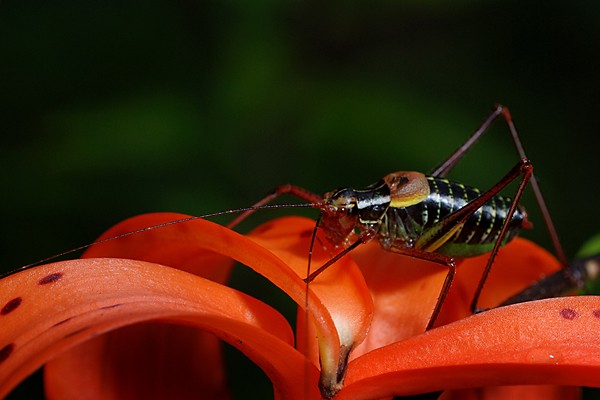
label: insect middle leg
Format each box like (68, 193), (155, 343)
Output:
(302, 232), (456, 331)
(413, 157), (534, 325)
(384, 246), (456, 331)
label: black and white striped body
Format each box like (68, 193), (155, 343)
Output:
(319, 171), (530, 258)
(380, 176), (528, 257)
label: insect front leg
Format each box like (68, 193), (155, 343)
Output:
(304, 229), (378, 283)
(226, 184), (323, 229)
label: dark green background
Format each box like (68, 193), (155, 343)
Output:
(1, 1), (599, 398)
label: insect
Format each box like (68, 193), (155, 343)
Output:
(6, 104), (565, 331)
(227, 104), (567, 329)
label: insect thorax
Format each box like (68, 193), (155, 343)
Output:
(378, 176), (528, 257)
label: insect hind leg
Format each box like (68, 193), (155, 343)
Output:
(431, 104), (567, 280)
(420, 158), (535, 316)
(469, 157), (533, 313)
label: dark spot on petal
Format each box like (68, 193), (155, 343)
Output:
(560, 308), (578, 320)
(592, 309), (600, 319)
(0, 343), (14, 363)
(39, 272), (63, 285)
(1, 297), (22, 315)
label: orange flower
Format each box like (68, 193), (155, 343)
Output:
(0, 213), (597, 399)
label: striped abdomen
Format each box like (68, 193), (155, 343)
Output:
(381, 176), (529, 257)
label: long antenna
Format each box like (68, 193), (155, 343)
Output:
(2, 203), (316, 279)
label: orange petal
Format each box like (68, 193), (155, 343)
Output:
(339, 297), (600, 399)
(45, 324), (229, 400)
(79, 214), (373, 397)
(437, 237), (563, 325)
(248, 217), (373, 396)
(82, 212), (236, 282)
(0, 259), (319, 399)
(346, 237), (563, 356)
(442, 385), (580, 400)
(350, 241), (448, 356)
(53, 213), (236, 399)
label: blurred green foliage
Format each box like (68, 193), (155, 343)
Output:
(1, 1), (599, 398)
(577, 234), (600, 260)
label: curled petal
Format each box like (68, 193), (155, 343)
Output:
(441, 385), (580, 400)
(51, 213), (237, 399)
(45, 323), (230, 400)
(82, 212), (236, 282)
(248, 217), (373, 394)
(350, 242), (448, 356)
(349, 237), (562, 357)
(0, 259), (319, 399)
(77, 214), (373, 396)
(339, 297), (600, 399)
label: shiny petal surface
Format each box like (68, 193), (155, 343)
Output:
(2, 212), (590, 400)
(441, 385), (580, 400)
(63, 214), (372, 396)
(435, 237), (563, 327)
(339, 297), (600, 399)
(350, 242), (448, 358)
(65, 213), (238, 399)
(45, 323), (230, 400)
(350, 237), (562, 356)
(82, 212), (237, 282)
(248, 217), (373, 394)
(0, 259), (319, 399)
